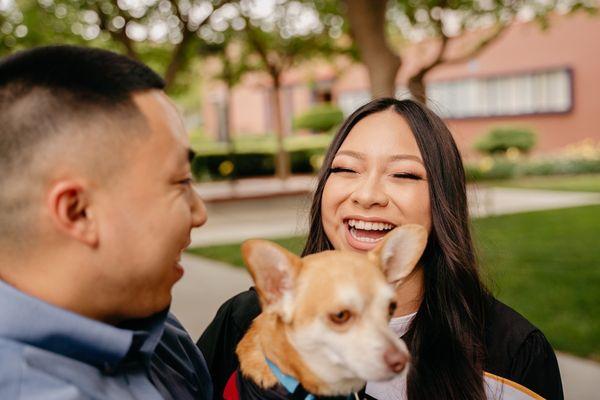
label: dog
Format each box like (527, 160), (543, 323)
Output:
(233, 225), (428, 399)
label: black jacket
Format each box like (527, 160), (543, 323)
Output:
(197, 289), (563, 400)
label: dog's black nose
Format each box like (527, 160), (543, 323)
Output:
(384, 347), (409, 373)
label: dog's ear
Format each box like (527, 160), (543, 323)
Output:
(241, 239), (301, 321)
(368, 225), (428, 286)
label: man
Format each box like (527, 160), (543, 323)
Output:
(0, 45), (211, 399)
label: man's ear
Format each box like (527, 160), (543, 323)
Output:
(241, 239), (301, 322)
(47, 180), (98, 247)
(368, 225), (428, 286)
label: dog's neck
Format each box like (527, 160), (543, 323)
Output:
(237, 312), (332, 395)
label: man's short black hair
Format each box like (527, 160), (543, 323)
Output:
(0, 45), (167, 243)
(0, 45), (165, 101)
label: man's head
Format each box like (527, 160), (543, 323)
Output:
(0, 46), (207, 323)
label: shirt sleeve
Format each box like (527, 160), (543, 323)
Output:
(509, 330), (564, 400)
(197, 289), (261, 400)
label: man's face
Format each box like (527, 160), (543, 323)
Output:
(93, 90), (206, 320)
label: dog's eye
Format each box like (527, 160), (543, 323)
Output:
(330, 310), (352, 324)
(388, 301), (397, 317)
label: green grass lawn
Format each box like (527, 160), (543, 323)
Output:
(490, 174), (600, 192)
(187, 205), (600, 360)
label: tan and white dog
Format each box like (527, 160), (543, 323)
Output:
(236, 224), (428, 398)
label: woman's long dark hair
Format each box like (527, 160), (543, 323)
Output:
(302, 98), (489, 400)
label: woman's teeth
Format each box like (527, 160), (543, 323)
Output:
(347, 219), (395, 243)
(347, 219), (395, 231)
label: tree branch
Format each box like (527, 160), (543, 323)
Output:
(441, 23), (508, 66)
(99, 0), (139, 59)
(163, 0), (234, 89)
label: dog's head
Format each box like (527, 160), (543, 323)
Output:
(241, 224), (428, 395)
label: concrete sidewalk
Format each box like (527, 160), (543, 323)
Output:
(171, 254), (600, 400)
(191, 183), (600, 247)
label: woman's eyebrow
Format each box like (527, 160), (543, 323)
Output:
(335, 150), (365, 160)
(336, 150), (424, 165)
(388, 154), (424, 165)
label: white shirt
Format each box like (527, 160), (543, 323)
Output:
(365, 312), (416, 400)
(363, 312), (540, 400)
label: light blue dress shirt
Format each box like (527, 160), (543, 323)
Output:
(0, 280), (212, 399)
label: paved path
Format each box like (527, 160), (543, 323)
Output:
(192, 183), (600, 247)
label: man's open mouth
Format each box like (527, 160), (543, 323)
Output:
(345, 218), (396, 243)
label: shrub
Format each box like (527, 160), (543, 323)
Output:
(465, 158), (518, 182)
(474, 127), (537, 155)
(191, 149), (326, 181)
(293, 103), (344, 133)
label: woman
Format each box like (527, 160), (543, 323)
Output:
(198, 98), (563, 400)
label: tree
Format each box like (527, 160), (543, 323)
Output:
(343, 0), (596, 101)
(1, 0), (235, 92)
(213, 0), (348, 179)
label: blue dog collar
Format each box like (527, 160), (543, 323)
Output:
(265, 359), (359, 400)
(266, 358), (316, 400)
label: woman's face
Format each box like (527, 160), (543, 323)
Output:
(322, 109), (432, 253)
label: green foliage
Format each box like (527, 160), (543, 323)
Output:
(189, 132), (331, 180)
(491, 174), (600, 193)
(521, 158), (600, 176)
(474, 127), (537, 155)
(189, 131), (333, 155)
(191, 148), (325, 180)
(293, 103), (344, 133)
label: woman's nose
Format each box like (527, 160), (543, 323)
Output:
(349, 174), (389, 209)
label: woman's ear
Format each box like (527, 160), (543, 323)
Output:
(368, 225), (428, 285)
(241, 239), (302, 322)
(46, 180), (98, 247)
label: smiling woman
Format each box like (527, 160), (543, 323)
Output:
(198, 98), (563, 400)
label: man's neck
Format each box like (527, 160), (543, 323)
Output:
(0, 256), (116, 324)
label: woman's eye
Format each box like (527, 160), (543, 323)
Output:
(392, 173), (422, 180)
(330, 167), (356, 174)
(179, 178), (194, 185)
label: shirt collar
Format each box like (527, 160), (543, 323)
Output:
(0, 279), (167, 371)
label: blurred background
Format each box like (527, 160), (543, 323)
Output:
(1, 0), (599, 398)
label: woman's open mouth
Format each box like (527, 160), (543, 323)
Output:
(344, 218), (396, 250)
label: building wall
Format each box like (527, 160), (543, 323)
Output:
(425, 12), (600, 157)
(201, 12), (600, 156)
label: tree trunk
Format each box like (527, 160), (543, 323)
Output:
(344, 0), (401, 98)
(271, 73), (290, 180)
(164, 31), (194, 91)
(408, 73), (427, 103)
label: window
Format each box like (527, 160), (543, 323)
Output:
(337, 89), (371, 116)
(426, 68), (572, 118)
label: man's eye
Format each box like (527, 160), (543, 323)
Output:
(392, 173), (422, 180)
(330, 167), (356, 174)
(179, 178), (194, 185)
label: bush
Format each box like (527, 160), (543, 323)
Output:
(465, 158), (518, 182)
(293, 103), (344, 133)
(520, 158), (600, 176)
(474, 127), (537, 155)
(191, 149), (326, 181)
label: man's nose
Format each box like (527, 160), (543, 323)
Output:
(349, 174), (389, 208)
(190, 188), (207, 228)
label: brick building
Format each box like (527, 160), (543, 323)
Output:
(201, 11), (600, 157)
